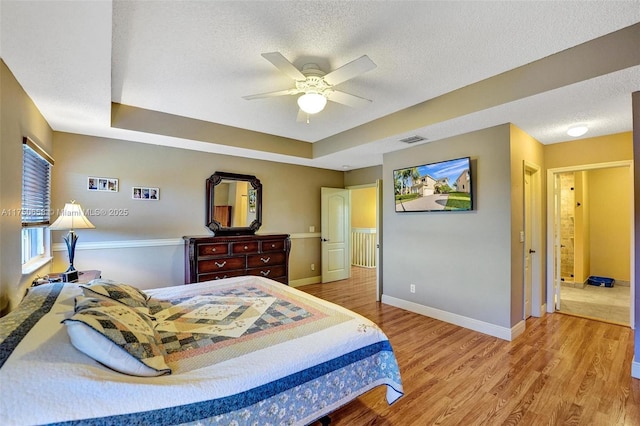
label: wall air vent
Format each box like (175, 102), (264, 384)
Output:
(399, 135), (427, 144)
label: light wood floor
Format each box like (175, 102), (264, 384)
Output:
(299, 267), (640, 425)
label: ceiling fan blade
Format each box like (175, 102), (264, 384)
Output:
(323, 55), (377, 86)
(261, 52), (306, 80)
(327, 90), (372, 108)
(242, 88), (298, 100)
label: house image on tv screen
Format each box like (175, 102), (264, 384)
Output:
(455, 168), (471, 193)
(394, 157), (472, 212)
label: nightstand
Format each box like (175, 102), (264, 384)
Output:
(45, 270), (102, 284)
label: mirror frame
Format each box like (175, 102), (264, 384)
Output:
(206, 171), (262, 235)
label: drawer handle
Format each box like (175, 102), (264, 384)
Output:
(260, 270), (271, 276)
(260, 257), (271, 263)
(214, 275), (228, 280)
(210, 248), (216, 253)
(214, 261), (227, 268)
(271, 244), (276, 248)
(244, 245), (248, 250)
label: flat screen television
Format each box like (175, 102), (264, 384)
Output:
(393, 157), (472, 212)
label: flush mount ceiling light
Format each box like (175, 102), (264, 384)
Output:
(567, 125), (589, 137)
(297, 92), (327, 114)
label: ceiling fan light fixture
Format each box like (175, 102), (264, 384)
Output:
(567, 125), (588, 137)
(297, 92), (327, 114)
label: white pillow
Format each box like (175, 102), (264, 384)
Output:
(63, 300), (170, 377)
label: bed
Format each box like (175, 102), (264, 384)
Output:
(0, 275), (403, 425)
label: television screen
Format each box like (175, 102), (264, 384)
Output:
(393, 157), (472, 212)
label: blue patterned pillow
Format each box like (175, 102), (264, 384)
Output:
(63, 298), (170, 377)
(80, 280), (149, 312)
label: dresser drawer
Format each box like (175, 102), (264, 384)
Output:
(198, 256), (245, 273)
(232, 241), (259, 254)
(184, 234), (290, 285)
(198, 270), (246, 282)
(246, 265), (285, 279)
(197, 243), (228, 257)
(247, 252), (286, 268)
(261, 239), (285, 252)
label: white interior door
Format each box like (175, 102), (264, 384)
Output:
(524, 172), (533, 318)
(321, 187), (351, 283)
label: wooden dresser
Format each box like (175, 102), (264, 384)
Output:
(183, 234), (291, 285)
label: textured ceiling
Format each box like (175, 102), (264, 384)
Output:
(2, 1), (640, 170)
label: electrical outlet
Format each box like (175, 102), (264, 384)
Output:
(309, 225), (315, 233)
(410, 284), (415, 293)
(311, 263), (315, 271)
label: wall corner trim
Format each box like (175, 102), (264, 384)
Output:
(381, 295), (516, 341)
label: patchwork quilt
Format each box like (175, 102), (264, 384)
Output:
(0, 276), (403, 425)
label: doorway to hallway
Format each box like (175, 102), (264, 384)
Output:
(548, 162), (633, 326)
(349, 184), (380, 300)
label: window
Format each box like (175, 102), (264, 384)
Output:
(22, 137), (54, 268)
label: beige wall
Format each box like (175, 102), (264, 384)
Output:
(509, 125), (546, 324)
(344, 165), (382, 187)
(545, 132), (632, 169)
(51, 132), (343, 289)
(587, 167), (631, 281)
(382, 123), (547, 332)
(351, 187), (376, 228)
(1, 60), (54, 312)
(383, 124), (514, 328)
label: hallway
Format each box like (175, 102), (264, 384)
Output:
(558, 283), (630, 325)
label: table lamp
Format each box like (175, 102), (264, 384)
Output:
(49, 201), (95, 272)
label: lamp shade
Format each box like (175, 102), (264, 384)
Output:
(297, 92), (327, 114)
(49, 202), (95, 231)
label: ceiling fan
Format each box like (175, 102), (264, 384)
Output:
(243, 52), (377, 122)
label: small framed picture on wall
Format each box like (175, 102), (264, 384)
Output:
(132, 186), (160, 200)
(88, 176), (118, 192)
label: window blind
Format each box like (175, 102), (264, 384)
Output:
(22, 137), (54, 227)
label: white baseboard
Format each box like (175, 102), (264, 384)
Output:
(289, 276), (321, 287)
(381, 295), (523, 341)
(511, 320), (526, 340)
(633, 359), (640, 379)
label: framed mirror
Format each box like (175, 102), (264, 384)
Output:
(206, 171), (262, 235)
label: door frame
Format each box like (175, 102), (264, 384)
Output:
(523, 161), (542, 318)
(546, 160), (635, 329)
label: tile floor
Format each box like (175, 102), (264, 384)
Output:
(558, 283), (630, 325)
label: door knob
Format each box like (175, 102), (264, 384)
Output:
(321, 238), (329, 242)
(529, 249), (536, 254)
